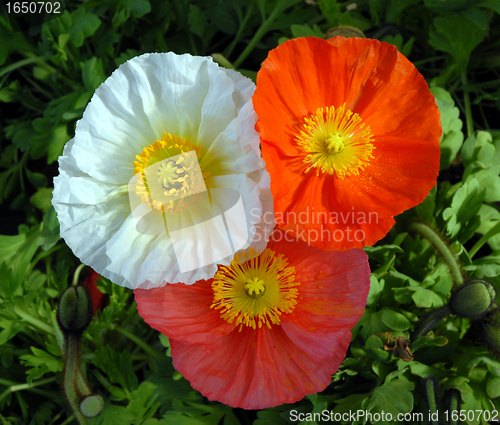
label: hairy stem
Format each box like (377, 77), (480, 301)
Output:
(413, 305), (452, 340)
(407, 222), (464, 286)
(63, 335), (87, 425)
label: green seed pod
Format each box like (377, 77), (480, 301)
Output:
(80, 394), (104, 418)
(57, 286), (92, 335)
(449, 279), (496, 320)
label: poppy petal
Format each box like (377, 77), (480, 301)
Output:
(135, 281), (235, 345)
(170, 324), (350, 410)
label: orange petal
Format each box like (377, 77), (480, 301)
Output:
(335, 135), (440, 217)
(254, 37), (351, 156)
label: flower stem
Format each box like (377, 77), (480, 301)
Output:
(224, 3), (254, 58)
(422, 377), (440, 425)
(469, 221), (500, 259)
(0, 57), (41, 78)
(413, 305), (452, 339)
(407, 222), (464, 286)
(234, 0), (293, 68)
(72, 264), (86, 287)
(15, 306), (55, 335)
(461, 70), (474, 138)
(115, 326), (163, 360)
(0, 377), (57, 404)
(63, 335), (88, 425)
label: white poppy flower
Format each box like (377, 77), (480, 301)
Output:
(52, 52), (274, 289)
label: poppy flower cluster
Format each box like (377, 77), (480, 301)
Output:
(53, 36), (441, 410)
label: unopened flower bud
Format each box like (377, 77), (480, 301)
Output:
(324, 25), (365, 40)
(472, 308), (500, 357)
(57, 286), (92, 335)
(80, 394), (104, 418)
(449, 279), (496, 320)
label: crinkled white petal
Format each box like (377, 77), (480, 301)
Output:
(52, 52), (274, 289)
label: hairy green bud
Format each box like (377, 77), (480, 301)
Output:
(449, 279), (496, 320)
(80, 394), (104, 418)
(472, 308), (500, 358)
(57, 286), (92, 335)
(324, 25), (365, 39)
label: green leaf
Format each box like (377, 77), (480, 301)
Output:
(317, 0), (342, 25)
(409, 361), (448, 379)
(462, 131), (494, 167)
(443, 178), (485, 239)
(429, 11), (488, 68)
(462, 132), (500, 203)
(30, 188), (53, 212)
(411, 287), (445, 308)
(381, 309), (411, 331)
(188, 5), (207, 38)
(487, 377), (500, 399)
(126, 381), (160, 420)
(26, 170), (48, 189)
(478, 0), (500, 14)
(332, 392), (371, 416)
(367, 275), (384, 307)
(290, 24), (323, 38)
(39, 207), (61, 251)
(92, 403), (136, 425)
(92, 345), (137, 392)
(67, 8), (101, 47)
(0, 233), (28, 263)
(356, 311), (387, 339)
(162, 403), (226, 425)
(0, 262), (23, 299)
(366, 379), (414, 419)
(47, 125), (70, 164)
(82, 57), (106, 91)
(19, 347), (63, 383)
(430, 87), (464, 169)
(126, 0), (151, 18)
(477, 204), (500, 251)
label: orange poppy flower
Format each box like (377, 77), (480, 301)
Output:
(134, 230), (370, 409)
(253, 37), (441, 250)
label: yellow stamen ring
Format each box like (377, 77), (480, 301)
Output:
(211, 248), (299, 330)
(296, 103), (375, 177)
(134, 133), (211, 214)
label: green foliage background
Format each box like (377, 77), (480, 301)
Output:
(1, 0), (500, 424)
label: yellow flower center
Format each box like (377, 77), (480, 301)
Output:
(245, 277), (266, 298)
(211, 248), (299, 330)
(134, 133), (211, 214)
(296, 103), (374, 177)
